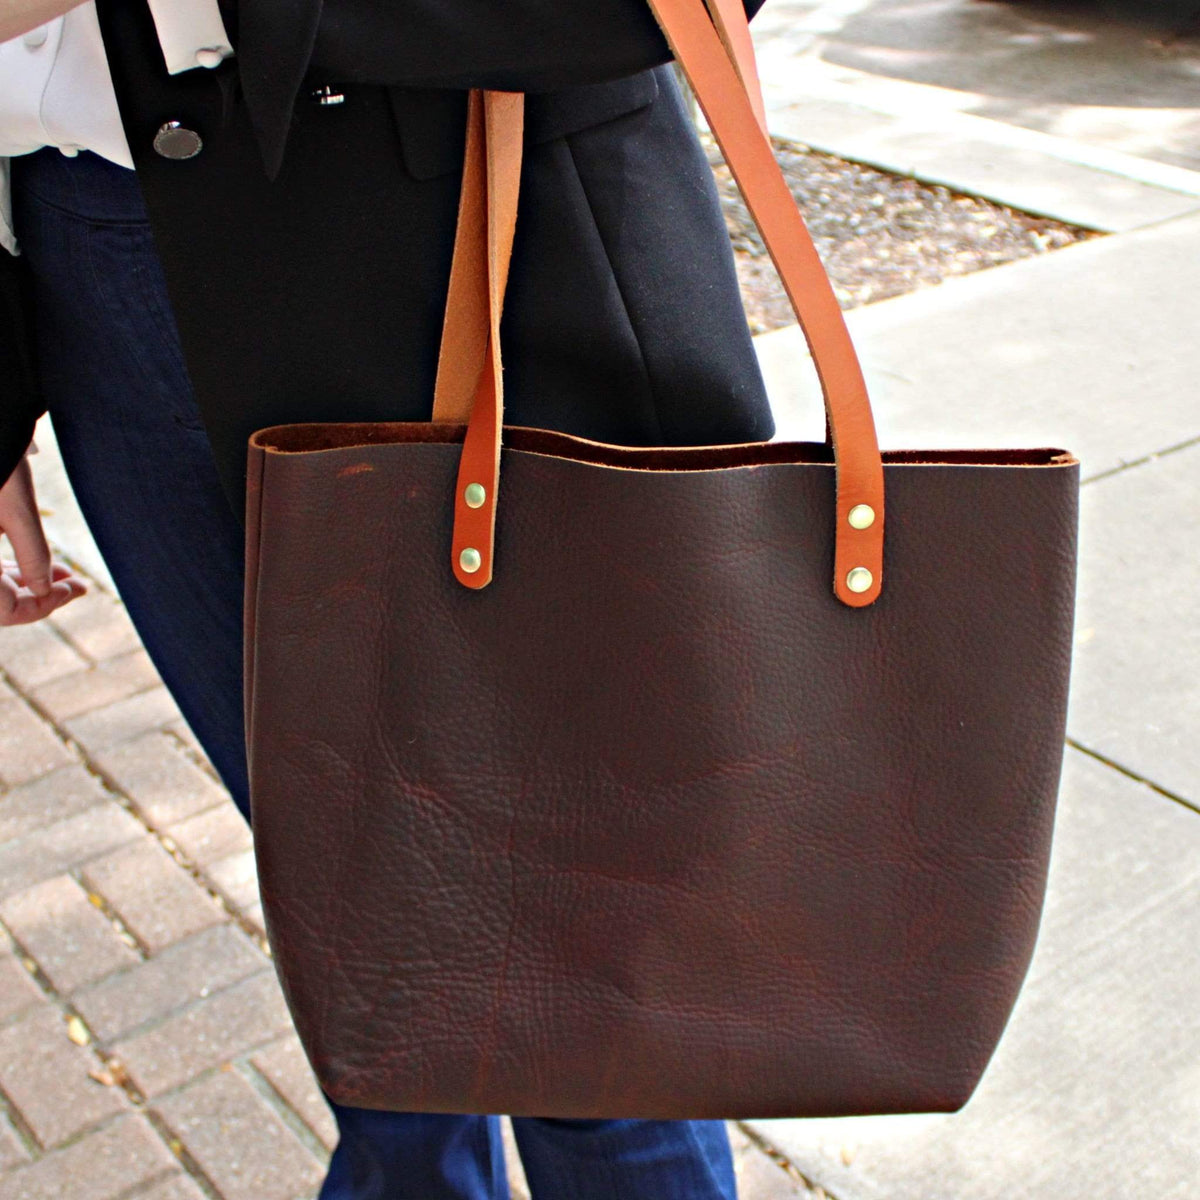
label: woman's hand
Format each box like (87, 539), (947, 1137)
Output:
(0, 449), (87, 625)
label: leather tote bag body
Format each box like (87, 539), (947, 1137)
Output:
(243, 0), (1079, 1119)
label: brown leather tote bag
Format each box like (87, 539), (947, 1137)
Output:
(243, 0), (1079, 1119)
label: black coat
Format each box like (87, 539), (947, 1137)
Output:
(0, 0), (774, 523)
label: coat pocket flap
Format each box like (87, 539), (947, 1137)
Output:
(387, 69), (660, 181)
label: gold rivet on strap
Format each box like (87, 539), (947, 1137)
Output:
(459, 548), (482, 573)
(846, 567), (873, 593)
(847, 504), (875, 530)
(464, 482), (486, 508)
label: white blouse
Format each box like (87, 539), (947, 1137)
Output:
(0, 0), (234, 256)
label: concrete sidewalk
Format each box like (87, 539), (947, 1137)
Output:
(748, 205), (1200, 1200)
(735, 17), (1200, 1196)
(750, 0), (1200, 230)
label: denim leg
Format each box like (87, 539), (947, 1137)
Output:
(8, 145), (507, 1200)
(9, 146), (252, 821)
(510, 1117), (739, 1199)
(318, 1100), (510, 1200)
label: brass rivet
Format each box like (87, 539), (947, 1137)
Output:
(847, 503), (875, 530)
(464, 482), (486, 508)
(459, 548), (482, 573)
(846, 567), (873, 593)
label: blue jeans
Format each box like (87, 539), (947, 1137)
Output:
(8, 144), (739, 1200)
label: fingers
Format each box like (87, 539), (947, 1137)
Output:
(0, 452), (89, 625)
(0, 453), (53, 597)
(2, 508), (54, 599)
(0, 557), (88, 626)
(3, 557), (78, 578)
(1, 571), (78, 626)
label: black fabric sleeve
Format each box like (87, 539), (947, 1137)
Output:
(228, 0), (772, 180)
(310, 0), (770, 91)
(0, 248), (46, 492)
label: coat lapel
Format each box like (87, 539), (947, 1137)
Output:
(236, 0), (325, 180)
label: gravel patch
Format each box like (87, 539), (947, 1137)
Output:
(705, 132), (1102, 334)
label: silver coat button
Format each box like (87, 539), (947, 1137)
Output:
(153, 122), (203, 160)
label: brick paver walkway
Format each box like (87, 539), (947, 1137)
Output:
(0, 569), (816, 1199)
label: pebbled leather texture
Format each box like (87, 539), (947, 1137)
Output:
(244, 423), (1080, 1117)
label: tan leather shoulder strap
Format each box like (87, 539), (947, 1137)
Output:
(438, 1), (885, 608)
(445, 91), (526, 588)
(431, 92), (490, 424)
(645, 0), (884, 606)
(702, 0), (768, 135)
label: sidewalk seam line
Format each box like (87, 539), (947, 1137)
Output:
(734, 1120), (843, 1199)
(139, 1106), (222, 1200)
(1080, 433), (1200, 485)
(1065, 736), (1200, 815)
(99, 964), (274, 1050)
(239, 1055), (333, 1167)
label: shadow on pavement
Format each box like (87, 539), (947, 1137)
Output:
(815, 0), (1200, 109)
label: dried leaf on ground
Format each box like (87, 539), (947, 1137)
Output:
(89, 1058), (130, 1088)
(705, 132), (1099, 334)
(65, 1014), (91, 1046)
